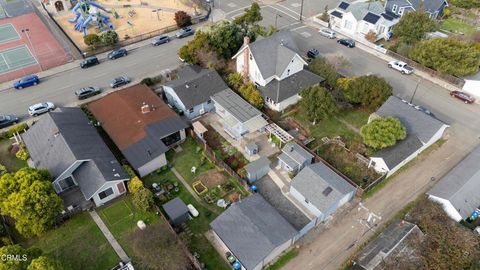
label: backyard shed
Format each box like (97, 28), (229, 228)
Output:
(192, 121), (208, 139)
(162, 197), (190, 226)
(245, 142), (259, 156)
(244, 157), (271, 183)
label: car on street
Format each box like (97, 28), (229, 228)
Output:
(80, 56), (100, 69)
(13, 75), (40, 89)
(337, 38), (355, 48)
(319, 28), (336, 39)
(0, 114), (19, 129)
(28, 102), (55, 116)
(307, 48), (319, 59)
(107, 48), (128, 60)
(176, 27), (194, 38)
(151, 35), (170, 46)
(388, 60), (413, 74)
(110, 76), (130, 88)
(450, 91), (475, 104)
(75, 86), (101, 100)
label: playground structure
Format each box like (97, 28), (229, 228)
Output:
(68, 0), (114, 35)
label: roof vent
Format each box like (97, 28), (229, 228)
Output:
(141, 103), (150, 114)
(186, 84), (189, 88)
(114, 173), (120, 177)
(322, 186), (333, 196)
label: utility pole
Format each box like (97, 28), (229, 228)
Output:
(410, 78), (421, 103)
(299, 0), (304, 21)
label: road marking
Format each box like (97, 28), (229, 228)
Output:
(300, 31), (311, 38)
(275, 3), (305, 18)
(279, 21), (301, 30)
(264, 5), (298, 20)
(227, 2), (237, 8)
(291, 3), (301, 8)
(224, 5), (251, 16)
(290, 25), (308, 32)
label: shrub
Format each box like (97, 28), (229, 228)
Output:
(128, 177), (143, 193)
(16, 148), (29, 161)
(0, 164), (6, 176)
(83, 34), (100, 47)
(4, 123), (28, 138)
(132, 187), (155, 211)
(365, 31), (377, 42)
(100, 30), (119, 46)
(360, 117), (407, 150)
(122, 165), (137, 178)
(174, 11), (192, 28)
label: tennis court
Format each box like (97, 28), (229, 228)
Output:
(0, 45), (38, 75)
(0, 24), (19, 43)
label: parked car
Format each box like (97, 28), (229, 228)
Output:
(151, 35), (170, 46)
(75, 86), (101, 100)
(388, 60), (413, 74)
(319, 28), (336, 39)
(450, 91), (475, 104)
(0, 114), (19, 129)
(307, 48), (319, 59)
(80, 56), (99, 69)
(107, 48), (128, 60)
(13, 75), (40, 89)
(176, 27), (194, 38)
(337, 38), (355, 48)
(110, 76), (130, 88)
(28, 102), (55, 116)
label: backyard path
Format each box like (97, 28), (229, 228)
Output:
(335, 117), (360, 133)
(89, 210), (130, 262)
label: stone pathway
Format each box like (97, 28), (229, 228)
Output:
(89, 210), (130, 262)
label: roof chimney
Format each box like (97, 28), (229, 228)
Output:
(242, 36), (250, 83)
(141, 103), (150, 114)
(243, 35), (250, 46)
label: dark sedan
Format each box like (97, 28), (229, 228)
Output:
(337, 38), (355, 48)
(176, 27), (194, 38)
(307, 48), (319, 59)
(110, 76), (130, 88)
(450, 91), (475, 104)
(0, 115), (19, 129)
(75, 86), (101, 100)
(107, 48), (128, 60)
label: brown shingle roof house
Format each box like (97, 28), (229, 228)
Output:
(89, 84), (189, 177)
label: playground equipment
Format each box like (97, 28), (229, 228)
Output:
(69, 0), (114, 35)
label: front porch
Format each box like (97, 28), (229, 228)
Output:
(59, 187), (94, 211)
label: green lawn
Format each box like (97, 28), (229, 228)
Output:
(265, 249), (299, 270)
(170, 137), (215, 183)
(337, 109), (371, 130)
(440, 18), (476, 36)
(24, 212), (119, 270)
(0, 139), (27, 172)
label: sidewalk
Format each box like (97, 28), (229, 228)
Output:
(89, 210), (130, 263)
(306, 19), (462, 93)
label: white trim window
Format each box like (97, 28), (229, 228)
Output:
(392, 4), (398, 13)
(344, 20), (353, 30)
(399, 7), (404, 15)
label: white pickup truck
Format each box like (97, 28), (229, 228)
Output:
(388, 61), (414, 75)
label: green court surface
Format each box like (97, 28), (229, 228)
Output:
(0, 45), (37, 74)
(0, 24), (19, 43)
(0, 6), (5, 19)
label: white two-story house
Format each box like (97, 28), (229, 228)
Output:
(232, 31), (324, 112)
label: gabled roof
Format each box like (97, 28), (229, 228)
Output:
(210, 194), (297, 270)
(258, 69), (324, 103)
(22, 107), (128, 200)
(374, 96), (447, 144)
(234, 31), (302, 79)
(291, 163), (356, 213)
(345, 1), (385, 21)
(162, 197), (189, 221)
(373, 135), (423, 169)
(428, 146), (480, 219)
(166, 65), (229, 110)
(388, 0), (446, 13)
(281, 142), (314, 167)
(88, 85), (188, 169)
(211, 89), (263, 123)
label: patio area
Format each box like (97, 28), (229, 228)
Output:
(201, 113), (280, 162)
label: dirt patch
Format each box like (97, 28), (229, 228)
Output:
(285, 117), (310, 138)
(228, 192), (240, 202)
(195, 170), (228, 188)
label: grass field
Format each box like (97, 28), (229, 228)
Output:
(0, 139), (27, 172)
(170, 136), (215, 183)
(25, 212), (119, 270)
(440, 18), (477, 37)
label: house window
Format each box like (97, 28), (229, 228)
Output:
(305, 199), (310, 204)
(392, 4), (398, 13)
(189, 108), (194, 113)
(98, 188), (114, 200)
(249, 53), (253, 60)
(399, 7), (404, 15)
(207, 99), (212, 104)
(287, 69), (290, 76)
(344, 20), (353, 30)
(161, 131), (182, 147)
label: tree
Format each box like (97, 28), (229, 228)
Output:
(178, 31), (210, 65)
(0, 168), (63, 237)
(233, 3), (262, 30)
(208, 22), (244, 59)
(132, 187), (154, 211)
(27, 256), (60, 270)
(393, 12), (437, 44)
(410, 38), (480, 77)
(227, 72), (243, 91)
(83, 34), (100, 48)
(100, 30), (119, 46)
(174, 10), (192, 28)
(0, 245), (42, 270)
(15, 147), (29, 161)
(360, 117), (406, 149)
(319, 5), (329, 22)
(239, 82), (264, 109)
(300, 86), (338, 124)
(339, 75), (392, 110)
(308, 57), (338, 89)
(128, 177), (143, 193)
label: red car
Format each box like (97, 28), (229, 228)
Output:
(450, 91), (475, 104)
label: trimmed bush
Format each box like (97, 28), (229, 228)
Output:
(128, 177), (143, 193)
(16, 148), (29, 161)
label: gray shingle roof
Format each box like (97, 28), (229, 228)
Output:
(375, 96), (447, 144)
(162, 197), (189, 221)
(22, 107), (128, 199)
(245, 31), (300, 79)
(258, 70), (324, 103)
(244, 156), (271, 175)
(428, 146), (480, 219)
(166, 66), (229, 110)
(291, 163), (356, 213)
(388, 0), (446, 14)
(211, 89), (262, 123)
(373, 135), (423, 169)
(281, 142), (314, 167)
(210, 194), (297, 270)
(344, 1), (385, 20)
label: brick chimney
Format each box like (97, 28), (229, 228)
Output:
(242, 36), (250, 83)
(141, 102), (150, 114)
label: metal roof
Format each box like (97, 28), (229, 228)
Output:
(211, 89), (263, 123)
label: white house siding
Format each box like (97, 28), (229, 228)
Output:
(279, 55), (305, 80)
(163, 86), (186, 112)
(289, 186), (322, 217)
(428, 195), (463, 222)
(236, 49), (267, 86)
(185, 101), (215, 119)
(262, 239), (294, 268)
(137, 153), (167, 177)
(341, 13), (358, 34)
(369, 157), (389, 174)
(276, 94), (302, 112)
(92, 180), (127, 206)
